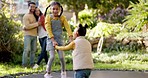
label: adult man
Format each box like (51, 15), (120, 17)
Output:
(22, 2), (41, 67)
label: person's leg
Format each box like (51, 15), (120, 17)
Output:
(44, 51), (48, 64)
(44, 38), (55, 78)
(75, 69), (91, 78)
(37, 37), (48, 65)
(44, 50), (54, 78)
(30, 36), (37, 66)
(57, 50), (67, 78)
(84, 69), (91, 78)
(22, 35), (31, 66)
(46, 49), (55, 73)
(36, 38), (43, 65)
(42, 37), (48, 64)
(57, 50), (66, 72)
(74, 70), (84, 78)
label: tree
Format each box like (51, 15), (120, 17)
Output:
(123, 0), (148, 32)
(47, 0), (139, 24)
(94, 0), (138, 14)
(48, 0), (87, 23)
(0, 0), (23, 62)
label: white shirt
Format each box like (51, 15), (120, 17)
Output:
(38, 26), (47, 38)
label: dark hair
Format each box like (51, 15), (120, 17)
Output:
(33, 7), (43, 21)
(77, 24), (88, 36)
(44, 1), (63, 17)
(28, 2), (36, 7)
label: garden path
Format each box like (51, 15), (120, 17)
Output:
(20, 70), (148, 78)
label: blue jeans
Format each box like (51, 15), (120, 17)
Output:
(74, 69), (91, 78)
(22, 35), (37, 66)
(37, 36), (48, 65)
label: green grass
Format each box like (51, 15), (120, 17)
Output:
(0, 51), (148, 77)
(0, 63), (73, 77)
(95, 62), (148, 71)
(0, 64), (41, 76)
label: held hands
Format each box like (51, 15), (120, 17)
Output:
(65, 36), (73, 45)
(52, 40), (58, 47)
(69, 36), (73, 42)
(51, 37), (58, 47)
(51, 36), (73, 47)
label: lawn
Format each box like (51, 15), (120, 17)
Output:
(0, 51), (148, 77)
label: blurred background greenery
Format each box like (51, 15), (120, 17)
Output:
(0, 0), (148, 77)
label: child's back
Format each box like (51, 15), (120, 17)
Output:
(73, 36), (94, 70)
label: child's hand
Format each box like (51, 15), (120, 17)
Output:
(50, 37), (58, 47)
(54, 43), (58, 48)
(52, 40), (58, 47)
(69, 36), (73, 42)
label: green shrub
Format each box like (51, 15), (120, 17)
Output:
(87, 22), (122, 38)
(104, 6), (128, 23)
(0, 3), (23, 63)
(93, 52), (148, 64)
(123, 0), (148, 32)
(78, 9), (98, 29)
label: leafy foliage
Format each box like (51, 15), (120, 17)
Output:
(78, 9), (98, 29)
(116, 32), (148, 41)
(103, 41), (144, 53)
(94, 0), (138, 14)
(123, 0), (148, 32)
(87, 22), (122, 38)
(0, 1), (23, 62)
(52, 0), (138, 14)
(102, 6), (128, 23)
(93, 52), (148, 64)
(49, 0), (138, 23)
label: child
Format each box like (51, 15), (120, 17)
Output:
(44, 1), (73, 78)
(32, 7), (48, 69)
(55, 24), (94, 78)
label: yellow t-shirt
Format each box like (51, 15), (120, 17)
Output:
(45, 15), (73, 38)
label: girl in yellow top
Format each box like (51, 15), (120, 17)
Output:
(44, 1), (73, 78)
(55, 24), (94, 78)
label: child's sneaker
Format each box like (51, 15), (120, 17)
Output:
(33, 64), (39, 69)
(44, 73), (53, 78)
(61, 71), (66, 78)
